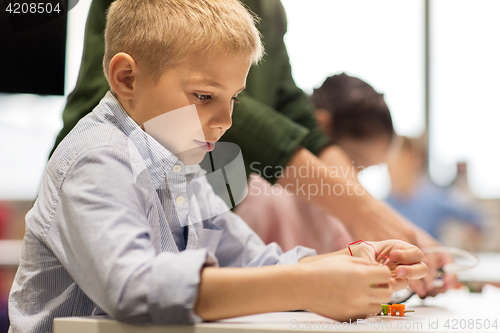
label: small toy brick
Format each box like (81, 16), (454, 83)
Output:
(391, 304), (405, 317)
(379, 304), (414, 317)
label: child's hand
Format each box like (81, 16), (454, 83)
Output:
(299, 255), (393, 322)
(348, 240), (428, 291)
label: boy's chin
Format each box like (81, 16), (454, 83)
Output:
(176, 148), (207, 166)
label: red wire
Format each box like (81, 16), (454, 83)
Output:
(348, 240), (393, 265)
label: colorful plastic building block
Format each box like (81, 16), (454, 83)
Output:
(390, 304), (405, 317)
(380, 304), (411, 317)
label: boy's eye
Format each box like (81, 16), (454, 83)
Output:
(231, 96), (240, 104)
(194, 93), (212, 101)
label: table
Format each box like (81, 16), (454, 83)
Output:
(54, 286), (500, 333)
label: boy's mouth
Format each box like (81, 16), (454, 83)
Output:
(193, 139), (215, 152)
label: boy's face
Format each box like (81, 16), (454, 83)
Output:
(125, 54), (250, 164)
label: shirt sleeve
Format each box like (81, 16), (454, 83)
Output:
(224, 91), (332, 185)
(224, 93), (311, 184)
(45, 145), (214, 324)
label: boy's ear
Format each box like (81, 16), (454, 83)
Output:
(108, 53), (138, 100)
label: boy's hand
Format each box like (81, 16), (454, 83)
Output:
(299, 255), (394, 322)
(348, 240), (428, 291)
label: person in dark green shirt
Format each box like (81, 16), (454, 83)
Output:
(52, 0), (448, 298)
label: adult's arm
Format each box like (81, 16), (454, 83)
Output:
(276, 146), (418, 244)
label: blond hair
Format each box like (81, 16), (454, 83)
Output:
(103, 0), (263, 83)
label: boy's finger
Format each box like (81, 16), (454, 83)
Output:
(366, 303), (385, 316)
(349, 256), (378, 265)
(366, 266), (392, 284)
(389, 277), (408, 291)
(369, 285), (393, 303)
(390, 247), (424, 264)
(394, 262), (428, 280)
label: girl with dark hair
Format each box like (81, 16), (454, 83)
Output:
(312, 73), (395, 169)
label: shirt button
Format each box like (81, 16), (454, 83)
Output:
(173, 165), (182, 173)
(176, 196), (185, 205)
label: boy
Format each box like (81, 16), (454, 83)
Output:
(8, 1), (427, 332)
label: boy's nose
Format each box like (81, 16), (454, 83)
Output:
(208, 107), (232, 132)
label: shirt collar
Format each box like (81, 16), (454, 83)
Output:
(94, 91), (201, 189)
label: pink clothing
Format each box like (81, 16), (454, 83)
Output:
(235, 175), (352, 254)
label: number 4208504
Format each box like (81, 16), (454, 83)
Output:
(6, 2), (61, 14)
(444, 319), (498, 330)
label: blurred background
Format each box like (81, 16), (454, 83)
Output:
(0, 0), (499, 330)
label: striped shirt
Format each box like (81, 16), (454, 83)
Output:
(8, 92), (315, 333)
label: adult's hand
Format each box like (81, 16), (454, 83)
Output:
(409, 228), (456, 298)
(277, 146), (417, 244)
